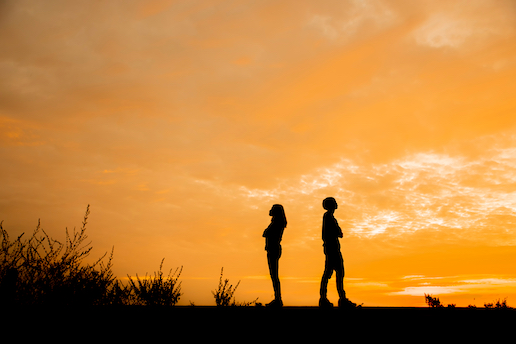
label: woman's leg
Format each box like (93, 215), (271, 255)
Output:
(267, 249), (282, 300)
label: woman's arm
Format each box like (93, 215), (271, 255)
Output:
(263, 222), (272, 237)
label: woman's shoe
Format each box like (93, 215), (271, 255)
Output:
(266, 299), (283, 308)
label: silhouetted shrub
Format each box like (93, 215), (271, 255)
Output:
(424, 294), (458, 308)
(0, 205), (115, 306)
(485, 298), (512, 309)
(213, 267), (240, 307)
(126, 259), (182, 306)
(212, 268), (258, 307)
(106, 279), (132, 306)
(424, 294), (444, 308)
(484, 302), (494, 308)
(1, 206), (183, 307)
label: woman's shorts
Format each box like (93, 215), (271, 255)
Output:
(267, 246), (282, 260)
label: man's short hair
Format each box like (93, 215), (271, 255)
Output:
(323, 197), (337, 210)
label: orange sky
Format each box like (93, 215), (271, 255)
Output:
(1, 0), (516, 307)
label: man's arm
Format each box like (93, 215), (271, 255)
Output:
(334, 217), (343, 238)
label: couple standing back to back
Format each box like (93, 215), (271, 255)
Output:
(262, 197), (358, 308)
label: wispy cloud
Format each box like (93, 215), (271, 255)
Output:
(236, 137), (516, 244)
(413, 0), (516, 49)
(309, 0), (398, 42)
(389, 275), (516, 298)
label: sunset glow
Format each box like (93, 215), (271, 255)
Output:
(1, 0), (516, 307)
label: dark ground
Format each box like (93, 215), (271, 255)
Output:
(6, 306), (515, 341)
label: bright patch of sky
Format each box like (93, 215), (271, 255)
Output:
(240, 141), (516, 241)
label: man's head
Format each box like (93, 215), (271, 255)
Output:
(322, 197), (338, 211)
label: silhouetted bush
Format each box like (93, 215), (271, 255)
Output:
(484, 298), (512, 309)
(0, 205), (115, 306)
(0, 206), (183, 307)
(126, 259), (182, 306)
(424, 294), (458, 308)
(424, 294), (444, 308)
(212, 267), (240, 307)
(212, 268), (258, 307)
(425, 295), (513, 310)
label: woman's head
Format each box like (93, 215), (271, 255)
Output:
(270, 204), (287, 227)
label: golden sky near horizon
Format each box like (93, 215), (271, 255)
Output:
(1, 0), (516, 307)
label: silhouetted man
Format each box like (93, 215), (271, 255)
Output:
(319, 197), (357, 308)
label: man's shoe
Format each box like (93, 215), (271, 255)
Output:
(319, 297), (333, 308)
(338, 297), (360, 309)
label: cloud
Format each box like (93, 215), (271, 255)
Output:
(391, 285), (460, 296)
(389, 275), (516, 297)
(414, 14), (475, 48)
(413, 0), (516, 49)
(234, 133), (516, 246)
(309, 0), (399, 42)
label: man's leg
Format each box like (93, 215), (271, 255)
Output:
(335, 253), (359, 308)
(319, 256), (334, 307)
(336, 253), (345, 300)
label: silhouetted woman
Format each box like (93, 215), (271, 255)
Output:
(262, 204), (287, 307)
